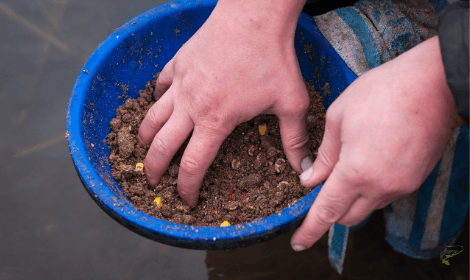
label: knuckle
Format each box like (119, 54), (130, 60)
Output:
(316, 204), (342, 226)
(201, 111), (224, 128)
(152, 137), (170, 154)
(299, 95), (311, 112)
(350, 166), (374, 185)
(155, 77), (167, 90)
(315, 147), (336, 168)
(344, 157), (377, 186)
(198, 113), (233, 137)
(180, 154), (202, 175)
(146, 107), (162, 128)
(284, 132), (309, 151)
(283, 95), (310, 117)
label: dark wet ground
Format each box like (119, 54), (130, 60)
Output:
(1, 0), (468, 279)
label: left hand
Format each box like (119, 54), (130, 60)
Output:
(137, 0), (310, 206)
(290, 36), (463, 251)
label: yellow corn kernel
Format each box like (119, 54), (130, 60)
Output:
(258, 123), (267, 135)
(135, 162), (144, 171)
(153, 197), (163, 208)
(220, 221), (231, 227)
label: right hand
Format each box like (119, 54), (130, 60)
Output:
(291, 36), (464, 251)
(138, 0), (311, 206)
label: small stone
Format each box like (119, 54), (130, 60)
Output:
(154, 184), (164, 192)
(174, 214), (195, 225)
(266, 146), (277, 158)
(263, 181), (270, 189)
(117, 164), (134, 173)
(231, 159), (241, 170)
(224, 201), (239, 211)
(238, 174), (262, 189)
(277, 181), (290, 190)
(274, 158), (286, 173)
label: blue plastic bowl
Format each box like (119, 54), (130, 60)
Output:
(66, 0), (357, 250)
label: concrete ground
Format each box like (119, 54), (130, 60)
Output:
(0, 1), (206, 279)
(0, 0), (467, 279)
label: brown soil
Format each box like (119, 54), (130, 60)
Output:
(107, 74), (327, 227)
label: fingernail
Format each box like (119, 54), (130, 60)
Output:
(300, 167), (313, 182)
(301, 155), (313, 172)
(292, 244), (307, 252)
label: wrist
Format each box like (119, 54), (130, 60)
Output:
(211, 0), (307, 38)
(399, 36), (464, 129)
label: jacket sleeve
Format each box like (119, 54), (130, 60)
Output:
(438, 0), (469, 123)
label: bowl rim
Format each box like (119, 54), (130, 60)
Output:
(66, 0), (333, 249)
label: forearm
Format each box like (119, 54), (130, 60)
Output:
(212, 0), (307, 38)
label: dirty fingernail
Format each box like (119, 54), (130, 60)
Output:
(300, 167), (313, 182)
(301, 155), (313, 172)
(292, 244), (307, 252)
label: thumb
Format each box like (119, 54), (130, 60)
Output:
(299, 110), (342, 187)
(277, 99), (312, 174)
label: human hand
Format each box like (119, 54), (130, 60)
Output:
(137, 0), (309, 206)
(291, 36), (464, 251)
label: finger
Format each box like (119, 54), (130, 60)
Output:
(154, 57), (175, 99)
(137, 92), (174, 146)
(177, 125), (233, 206)
(291, 166), (359, 250)
(299, 109), (342, 187)
(277, 98), (311, 174)
(144, 109), (193, 186)
(336, 196), (375, 227)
